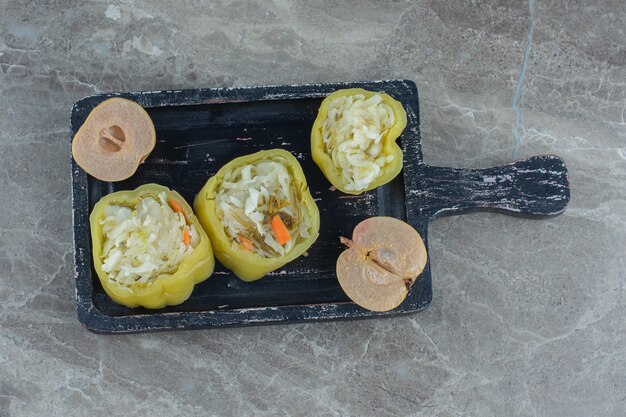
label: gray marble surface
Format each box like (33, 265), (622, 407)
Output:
(1, 1), (624, 416)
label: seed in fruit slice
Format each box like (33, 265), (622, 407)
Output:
(336, 217), (427, 312)
(72, 97), (156, 182)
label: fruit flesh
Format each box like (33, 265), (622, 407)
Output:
(336, 217), (427, 312)
(72, 98), (156, 182)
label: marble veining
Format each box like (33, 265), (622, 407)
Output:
(1, 1), (624, 416)
(511, 0), (536, 159)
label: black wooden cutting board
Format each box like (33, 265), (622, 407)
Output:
(70, 80), (570, 333)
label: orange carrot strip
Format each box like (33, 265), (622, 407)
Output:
(271, 215), (292, 245)
(182, 228), (191, 245)
(169, 197), (188, 223)
(237, 234), (254, 251)
(169, 197), (183, 212)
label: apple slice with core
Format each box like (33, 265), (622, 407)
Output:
(336, 217), (427, 312)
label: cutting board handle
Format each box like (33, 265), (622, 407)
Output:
(419, 155), (570, 218)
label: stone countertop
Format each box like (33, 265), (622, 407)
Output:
(1, 1), (624, 416)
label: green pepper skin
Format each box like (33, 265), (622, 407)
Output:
(194, 149), (320, 282)
(90, 184), (215, 309)
(311, 88), (408, 195)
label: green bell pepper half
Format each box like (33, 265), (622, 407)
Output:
(89, 183), (215, 309)
(194, 149), (320, 282)
(311, 88), (407, 195)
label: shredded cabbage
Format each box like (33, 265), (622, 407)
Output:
(215, 158), (312, 258)
(100, 192), (198, 286)
(321, 93), (395, 191)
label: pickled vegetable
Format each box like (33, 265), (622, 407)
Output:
(311, 89), (407, 194)
(90, 184), (214, 308)
(195, 149), (320, 281)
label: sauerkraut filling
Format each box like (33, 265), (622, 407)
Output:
(321, 93), (395, 191)
(100, 192), (199, 286)
(215, 158), (312, 257)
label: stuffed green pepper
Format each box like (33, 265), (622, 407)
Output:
(311, 88), (407, 195)
(194, 149), (320, 281)
(90, 183), (215, 308)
